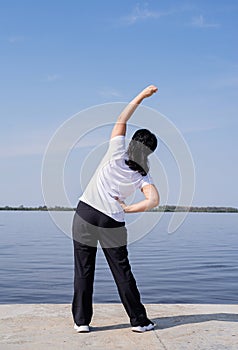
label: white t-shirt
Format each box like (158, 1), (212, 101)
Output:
(80, 135), (153, 222)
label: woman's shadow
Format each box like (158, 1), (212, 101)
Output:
(154, 312), (238, 330)
(92, 313), (238, 332)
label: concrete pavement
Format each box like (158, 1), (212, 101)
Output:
(0, 304), (238, 350)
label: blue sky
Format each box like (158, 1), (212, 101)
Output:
(0, 0), (237, 207)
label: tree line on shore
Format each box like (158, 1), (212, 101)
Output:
(1, 205), (237, 213)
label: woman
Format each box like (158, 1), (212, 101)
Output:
(72, 85), (160, 333)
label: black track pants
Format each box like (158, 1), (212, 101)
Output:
(71, 201), (149, 327)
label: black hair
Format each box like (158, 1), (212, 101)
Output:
(125, 129), (157, 176)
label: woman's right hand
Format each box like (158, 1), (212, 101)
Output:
(140, 85), (158, 99)
(115, 197), (127, 212)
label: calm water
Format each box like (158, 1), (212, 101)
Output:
(0, 211), (237, 304)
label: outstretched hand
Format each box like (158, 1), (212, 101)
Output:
(140, 85), (158, 99)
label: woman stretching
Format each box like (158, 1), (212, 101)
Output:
(72, 85), (160, 333)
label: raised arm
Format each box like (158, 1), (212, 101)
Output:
(110, 85), (158, 139)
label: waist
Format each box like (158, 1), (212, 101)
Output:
(76, 201), (125, 228)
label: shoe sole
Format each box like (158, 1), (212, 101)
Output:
(132, 328), (154, 333)
(74, 325), (90, 333)
(132, 323), (156, 333)
(77, 330), (90, 333)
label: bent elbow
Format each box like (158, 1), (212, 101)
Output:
(152, 193), (160, 208)
(155, 198), (160, 207)
(148, 197), (159, 210)
(142, 184), (160, 209)
(153, 198), (159, 208)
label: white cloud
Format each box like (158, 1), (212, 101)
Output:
(75, 134), (108, 149)
(7, 35), (26, 43)
(190, 15), (219, 28)
(211, 76), (238, 89)
(0, 144), (45, 158)
(0, 127), (109, 158)
(0, 129), (51, 158)
(182, 124), (220, 134)
(46, 74), (61, 82)
(98, 87), (122, 98)
(120, 3), (170, 26)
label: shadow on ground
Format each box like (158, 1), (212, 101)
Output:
(154, 313), (238, 329)
(91, 323), (130, 332)
(91, 313), (238, 332)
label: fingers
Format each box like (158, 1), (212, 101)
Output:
(143, 85), (158, 97)
(149, 85), (158, 93)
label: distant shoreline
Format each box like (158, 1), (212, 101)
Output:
(1, 205), (237, 213)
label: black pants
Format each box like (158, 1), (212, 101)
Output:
(71, 201), (150, 327)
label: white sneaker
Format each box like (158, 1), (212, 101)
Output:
(74, 324), (90, 333)
(132, 323), (156, 333)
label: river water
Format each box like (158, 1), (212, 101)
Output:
(0, 211), (237, 304)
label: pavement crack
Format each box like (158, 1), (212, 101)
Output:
(153, 330), (169, 350)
